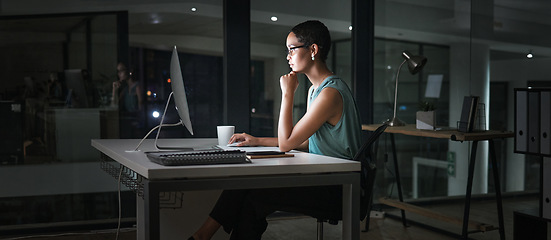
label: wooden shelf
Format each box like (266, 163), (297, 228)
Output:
(362, 124), (513, 141)
(379, 197), (498, 232)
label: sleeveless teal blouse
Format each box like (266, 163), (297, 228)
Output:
(308, 76), (362, 159)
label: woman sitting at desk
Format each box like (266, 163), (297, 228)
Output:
(189, 20), (362, 240)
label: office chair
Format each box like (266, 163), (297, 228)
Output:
(316, 123), (388, 240)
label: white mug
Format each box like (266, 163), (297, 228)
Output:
(217, 126), (235, 146)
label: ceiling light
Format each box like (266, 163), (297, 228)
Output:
(349, 25), (353, 31)
(152, 111), (160, 118)
(191, 7), (197, 12)
(527, 50), (533, 59)
(150, 14), (161, 24)
(270, 16), (278, 22)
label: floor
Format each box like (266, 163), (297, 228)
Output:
(2, 194), (539, 240)
(263, 193), (538, 240)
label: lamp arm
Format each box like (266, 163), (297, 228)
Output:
(392, 59), (407, 119)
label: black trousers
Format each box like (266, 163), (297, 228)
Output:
(209, 186), (342, 240)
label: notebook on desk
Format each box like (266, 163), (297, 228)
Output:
(145, 149), (251, 166)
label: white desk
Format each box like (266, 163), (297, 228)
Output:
(91, 138), (361, 240)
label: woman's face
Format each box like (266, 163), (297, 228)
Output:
(286, 32), (310, 72)
(117, 63), (129, 82)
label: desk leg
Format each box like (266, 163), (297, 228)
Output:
(390, 133), (408, 227)
(143, 180), (160, 240)
(462, 140), (478, 239)
(489, 140), (506, 240)
(137, 195), (145, 240)
(342, 177), (361, 240)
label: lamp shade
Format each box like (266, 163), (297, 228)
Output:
(402, 51), (427, 74)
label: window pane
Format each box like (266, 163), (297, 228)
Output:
(251, 0), (351, 134)
(373, 0), (546, 199)
(0, 13), (133, 229)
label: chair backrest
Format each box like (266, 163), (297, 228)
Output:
(354, 123), (388, 221)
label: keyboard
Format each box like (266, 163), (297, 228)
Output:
(145, 149), (250, 166)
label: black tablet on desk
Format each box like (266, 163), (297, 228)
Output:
(246, 151), (294, 159)
(246, 151), (285, 156)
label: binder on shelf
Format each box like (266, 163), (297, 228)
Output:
(541, 91), (551, 156)
(458, 96), (479, 133)
(515, 89), (528, 153)
(543, 158), (551, 219)
(528, 91), (540, 154)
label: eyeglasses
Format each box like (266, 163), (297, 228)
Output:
(286, 45), (309, 55)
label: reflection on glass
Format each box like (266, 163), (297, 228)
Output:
(0, 12), (134, 229)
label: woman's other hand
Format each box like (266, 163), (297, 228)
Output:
(229, 133), (258, 146)
(112, 80), (122, 89)
(280, 71), (299, 96)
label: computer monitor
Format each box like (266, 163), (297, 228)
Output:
(64, 69), (90, 108)
(146, 46), (195, 151)
(170, 46), (193, 136)
(133, 46), (198, 151)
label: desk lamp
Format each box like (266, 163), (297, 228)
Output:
(386, 50), (428, 127)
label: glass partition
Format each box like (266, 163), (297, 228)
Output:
(0, 12), (132, 230)
(249, 0), (352, 134)
(372, 0), (547, 201)
(372, 38), (450, 199)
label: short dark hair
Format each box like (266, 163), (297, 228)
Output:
(290, 20), (331, 62)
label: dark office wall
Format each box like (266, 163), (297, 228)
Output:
(0, 43), (64, 99)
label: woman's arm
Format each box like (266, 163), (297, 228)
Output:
(229, 73), (342, 151)
(135, 84), (144, 111)
(277, 73), (343, 152)
(227, 135), (308, 151)
(228, 133), (278, 147)
(111, 81), (121, 106)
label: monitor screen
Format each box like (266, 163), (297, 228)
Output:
(64, 69), (90, 108)
(170, 46), (193, 135)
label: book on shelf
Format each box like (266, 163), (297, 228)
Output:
(458, 96), (479, 133)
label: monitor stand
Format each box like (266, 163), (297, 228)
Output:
(153, 92), (193, 151)
(131, 92), (192, 151)
(133, 92), (220, 152)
